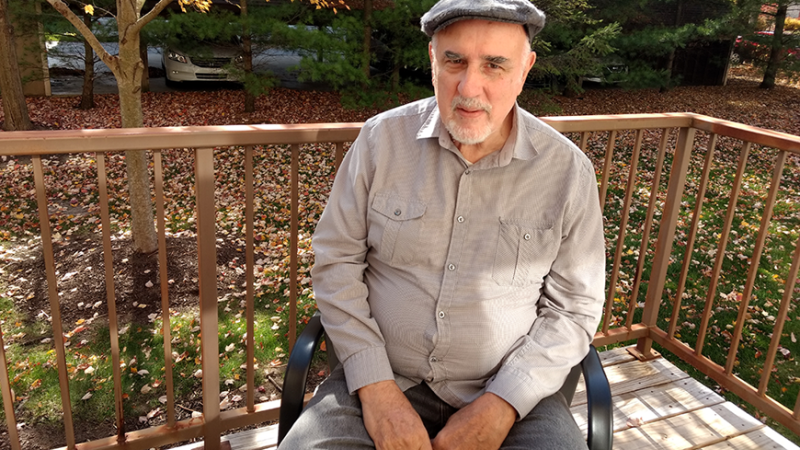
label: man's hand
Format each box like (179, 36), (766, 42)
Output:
(358, 380), (432, 450)
(431, 393), (517, 450)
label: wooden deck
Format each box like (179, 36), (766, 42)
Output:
(172, 347), (800, 450)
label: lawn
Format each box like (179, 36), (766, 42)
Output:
(0, 64), (799, 448)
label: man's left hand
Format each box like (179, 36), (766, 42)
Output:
(431, 393), (517, 450)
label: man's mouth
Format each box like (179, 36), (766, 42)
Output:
(456, 107), (485, 118)
(451, 96), (491, 119)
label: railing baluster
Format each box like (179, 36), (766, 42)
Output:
(725, 151), (787, 375)
(196, 147), (221, 450)
(627, 129), (669, 329)
(759, 228), (800, 396)
(334, 142), (344, 172)
(598, 130), (617, 213)
(153, 150), (177, 426)
(0, 321), (21, 450)
(635, 126), (696, 359)
(579, 131), (589, 152)
(667, 134), (718, 339)
(603, 130), (643, 334)
(794, 382), (800, 422)
(32, 155), (76, 449)
(245, 145), (256, 412)
(289, 144), (300, 351)
(97, 154), (126, 441)
(617, 130), (644, 330)
(695, 142), (751, 356)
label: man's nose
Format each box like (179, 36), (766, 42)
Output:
(458, 65), (483, 98)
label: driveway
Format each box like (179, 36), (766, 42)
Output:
(46, 41), (327, 95)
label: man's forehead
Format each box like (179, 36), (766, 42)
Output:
(436, 18), (528, 40)
(433, 20), (529, 57)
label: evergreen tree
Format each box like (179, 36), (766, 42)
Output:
(529, 0), (622, 95)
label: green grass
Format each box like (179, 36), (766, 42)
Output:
(0, 289), (316, 426)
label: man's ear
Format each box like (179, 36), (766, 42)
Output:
(429, 42), (436, 83)
(522, 51), (537, 82)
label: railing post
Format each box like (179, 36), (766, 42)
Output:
(196, 147), (221, 450)
(632, 126), (696, 360)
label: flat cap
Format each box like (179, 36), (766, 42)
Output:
(420, 0), (546, 42)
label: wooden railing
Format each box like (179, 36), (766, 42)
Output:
(0, 113), (797, 449)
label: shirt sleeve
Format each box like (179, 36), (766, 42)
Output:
(310, 121), (396, 394)
(485, 157), (606, 419)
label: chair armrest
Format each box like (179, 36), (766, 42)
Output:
(581, 345), (613, 450)
(277, 313), (326, 445)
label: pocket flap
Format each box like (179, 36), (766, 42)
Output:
(372, 194), (426, 221)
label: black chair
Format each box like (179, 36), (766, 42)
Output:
(278, 314), (613, 450)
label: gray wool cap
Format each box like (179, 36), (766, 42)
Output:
(420, 0), (546, 42)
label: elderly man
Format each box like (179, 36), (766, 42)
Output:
(279, 0), (605, 448)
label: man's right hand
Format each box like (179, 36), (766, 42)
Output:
(358, 380), (432, 450)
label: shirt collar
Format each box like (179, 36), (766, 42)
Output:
(417, 101), (533, 169)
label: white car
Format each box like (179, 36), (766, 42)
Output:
(162, 40), (244, 84)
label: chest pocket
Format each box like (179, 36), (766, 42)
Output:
(492, 218), (558, 287)
(371, 194), (426, 266)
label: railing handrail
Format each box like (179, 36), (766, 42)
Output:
(0, 122), (365, 154)
(2, 113), (799, 155)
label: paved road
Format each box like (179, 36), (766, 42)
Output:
(46, 41), (326, 95)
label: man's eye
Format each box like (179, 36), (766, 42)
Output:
(448, 59), (463, 65)
(487, 63), (501, 70)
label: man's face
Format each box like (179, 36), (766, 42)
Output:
(429, 19), (536, 146)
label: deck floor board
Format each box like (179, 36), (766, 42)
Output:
(172, 347), (800, 450)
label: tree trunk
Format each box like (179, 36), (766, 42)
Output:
(79, 10), (94, 110)
(660, 0), (683, 93)
(391, 60), (400, 91)
(0, 0), (32, 131)
(140, 34), (150, 93)
(118, 6), (157, 255)
(362, 0), (372, 83)
(760, 3), (788, 89)
(242, 0), (255, 113)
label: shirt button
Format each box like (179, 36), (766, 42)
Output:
(430, 356), (437, 363)
(524, 233), (531, 241)
(448, 264), (456, 271)
(438, 311), (446, 319)
(465, 169), (471, 175)
(394, 209), (402, 216)
(457, 216), (465, 223)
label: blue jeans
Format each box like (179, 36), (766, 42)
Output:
(279, 365), (588, 449)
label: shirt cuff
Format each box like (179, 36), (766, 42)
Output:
(342, 346), (396, 394)
(485, 368), (546, 420)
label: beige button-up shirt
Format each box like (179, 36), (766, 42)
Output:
(311, 97), (605, 418)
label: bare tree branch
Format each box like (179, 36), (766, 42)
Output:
(134, 0), (174, 34)
(73, 0), (116, 18)
(45, 0), (120, 76)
